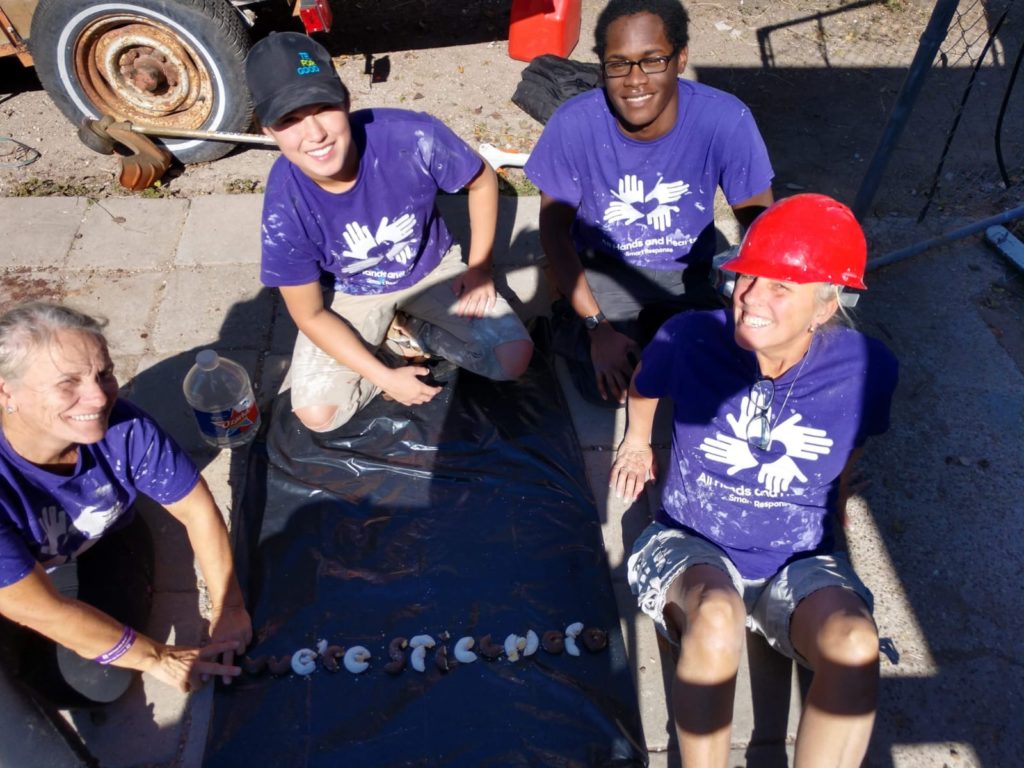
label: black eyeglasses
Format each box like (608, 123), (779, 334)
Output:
(746, 378), (774, 450)
(601, 55), (675, 78)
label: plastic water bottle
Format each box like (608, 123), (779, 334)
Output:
(183, 350), (260, 448)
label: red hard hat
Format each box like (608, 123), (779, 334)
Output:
(722, 194), (867, 289)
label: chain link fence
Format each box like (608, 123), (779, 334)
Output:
(715, 0), (1023, 230)
(857, 0), (1024, 222)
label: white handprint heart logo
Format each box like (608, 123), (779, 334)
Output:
(339, 214), (418, 274)
(698, 397), (833, 494)
(603, 174), (690, 232)
(39, 505), (69, 556)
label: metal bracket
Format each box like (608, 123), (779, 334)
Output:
(81, 115), (173, 191)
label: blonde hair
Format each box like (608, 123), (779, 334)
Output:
(814, 284), (855, 329)
(0, 302), (108, 382)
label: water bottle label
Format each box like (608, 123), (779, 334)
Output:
(192, 398), (259, 443)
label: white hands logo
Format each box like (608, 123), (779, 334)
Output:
(70, 502), (123, 538)
(645, 177), (687, 231)
(602, 174), (690, 231)
(604, 174), (646, 226)
(698, 398), (833, 494)
(340, 213), (417, 274)
(39, 505), (69, 556)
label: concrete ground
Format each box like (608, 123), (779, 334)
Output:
(0, 193), (1021, 767)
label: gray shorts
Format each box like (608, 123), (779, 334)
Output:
(287, 244), (530, 429)
(627, 521), (873, 667)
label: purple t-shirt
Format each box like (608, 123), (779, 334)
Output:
(636, 310), (898, 579)
(0, 399), (199, 587)
(525, 79), (773, 271)
(260, 108), (483, 296)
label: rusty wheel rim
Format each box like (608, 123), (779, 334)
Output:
(73, 14), (214, 130)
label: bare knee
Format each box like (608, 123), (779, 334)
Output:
(800, 609), (879, 719)
(668, 582), (745, 677)
(687, 591), (745, 651)
(293, 404), (344, 433)
(814, 612), (879, 670)
(493, 339), (533, 380)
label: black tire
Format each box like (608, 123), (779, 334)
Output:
(29, 0), (252, 164)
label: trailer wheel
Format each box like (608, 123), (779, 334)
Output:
(30, 0), (252, 164)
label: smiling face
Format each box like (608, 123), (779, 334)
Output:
(602, 12), (687, 141)
(262, 103), (359, 191)
(732, 275), (838, 374)
(0, 329), (119, 465)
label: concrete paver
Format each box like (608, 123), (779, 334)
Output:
(63, 270), (168, 356)
(613, 580), (675, 752)
(586, 448), (649, 580)
(0, 268), (64, 307)
(175, 195), (263, 267)
(67, 198), (188, 269)
(151, 267), (272, 353)
(555, 356), (628, 448)
(0, 197), (87, 268)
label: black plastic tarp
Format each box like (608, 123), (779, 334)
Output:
(205, 329), (646, 767)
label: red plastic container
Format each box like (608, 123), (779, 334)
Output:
(298, 0), (333, 34)
(508, 0), (582, 62)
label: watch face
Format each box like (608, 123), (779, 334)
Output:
(584, 312), (605, 330)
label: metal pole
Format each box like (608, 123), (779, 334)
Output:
(851, 0), (961, 219)
(128, 123), (277, 146)
(867, 202), (1024, 270)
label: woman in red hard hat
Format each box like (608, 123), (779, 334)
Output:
(611, 194), (898, 767)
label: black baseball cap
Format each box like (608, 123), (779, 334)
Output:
(245, 32), (349, 127)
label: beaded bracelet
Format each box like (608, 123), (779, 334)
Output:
(94, 626), (137, 665)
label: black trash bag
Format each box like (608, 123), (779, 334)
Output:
(512, 54), (602, 124)
(205, 322), (647, 767)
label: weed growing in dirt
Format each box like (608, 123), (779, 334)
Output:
(10, 176), (185, 198)
(10, 177), (108, 197)
(497, 169), (538, 197)
(225, 178), (264, 194)
(139, 180), (180, 198)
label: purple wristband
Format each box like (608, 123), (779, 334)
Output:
(95, 626), (137, 665)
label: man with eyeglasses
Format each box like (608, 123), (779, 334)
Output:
(524, 0), (774, 406)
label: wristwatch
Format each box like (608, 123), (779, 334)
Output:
(583, 311), (606, 331)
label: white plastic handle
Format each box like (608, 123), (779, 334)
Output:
(479, 143), (531, 170)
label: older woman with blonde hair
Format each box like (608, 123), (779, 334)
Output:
(0, 302), (250, 758)
(612, 194), (898, 767)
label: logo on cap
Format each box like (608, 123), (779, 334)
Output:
(296, 51), (321, 76)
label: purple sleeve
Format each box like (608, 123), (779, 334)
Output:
(418, 114), (485, 194)
(0, 521), (34, 587)
(717, 107), (774, 206)
(635, 315), (687, 400)
(260, 161), (325, 288)
(118, 402), (200, 505)
(523, 104), (582, 207)
(857, 338), (899, 445)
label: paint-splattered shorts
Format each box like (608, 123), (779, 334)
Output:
(287, 244), (530, 429)
(627, 521), (873, 667)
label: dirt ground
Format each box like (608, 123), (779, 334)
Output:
(2, 0), (1022, 224)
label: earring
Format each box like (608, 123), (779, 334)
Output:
(4, 406), (14, 414)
